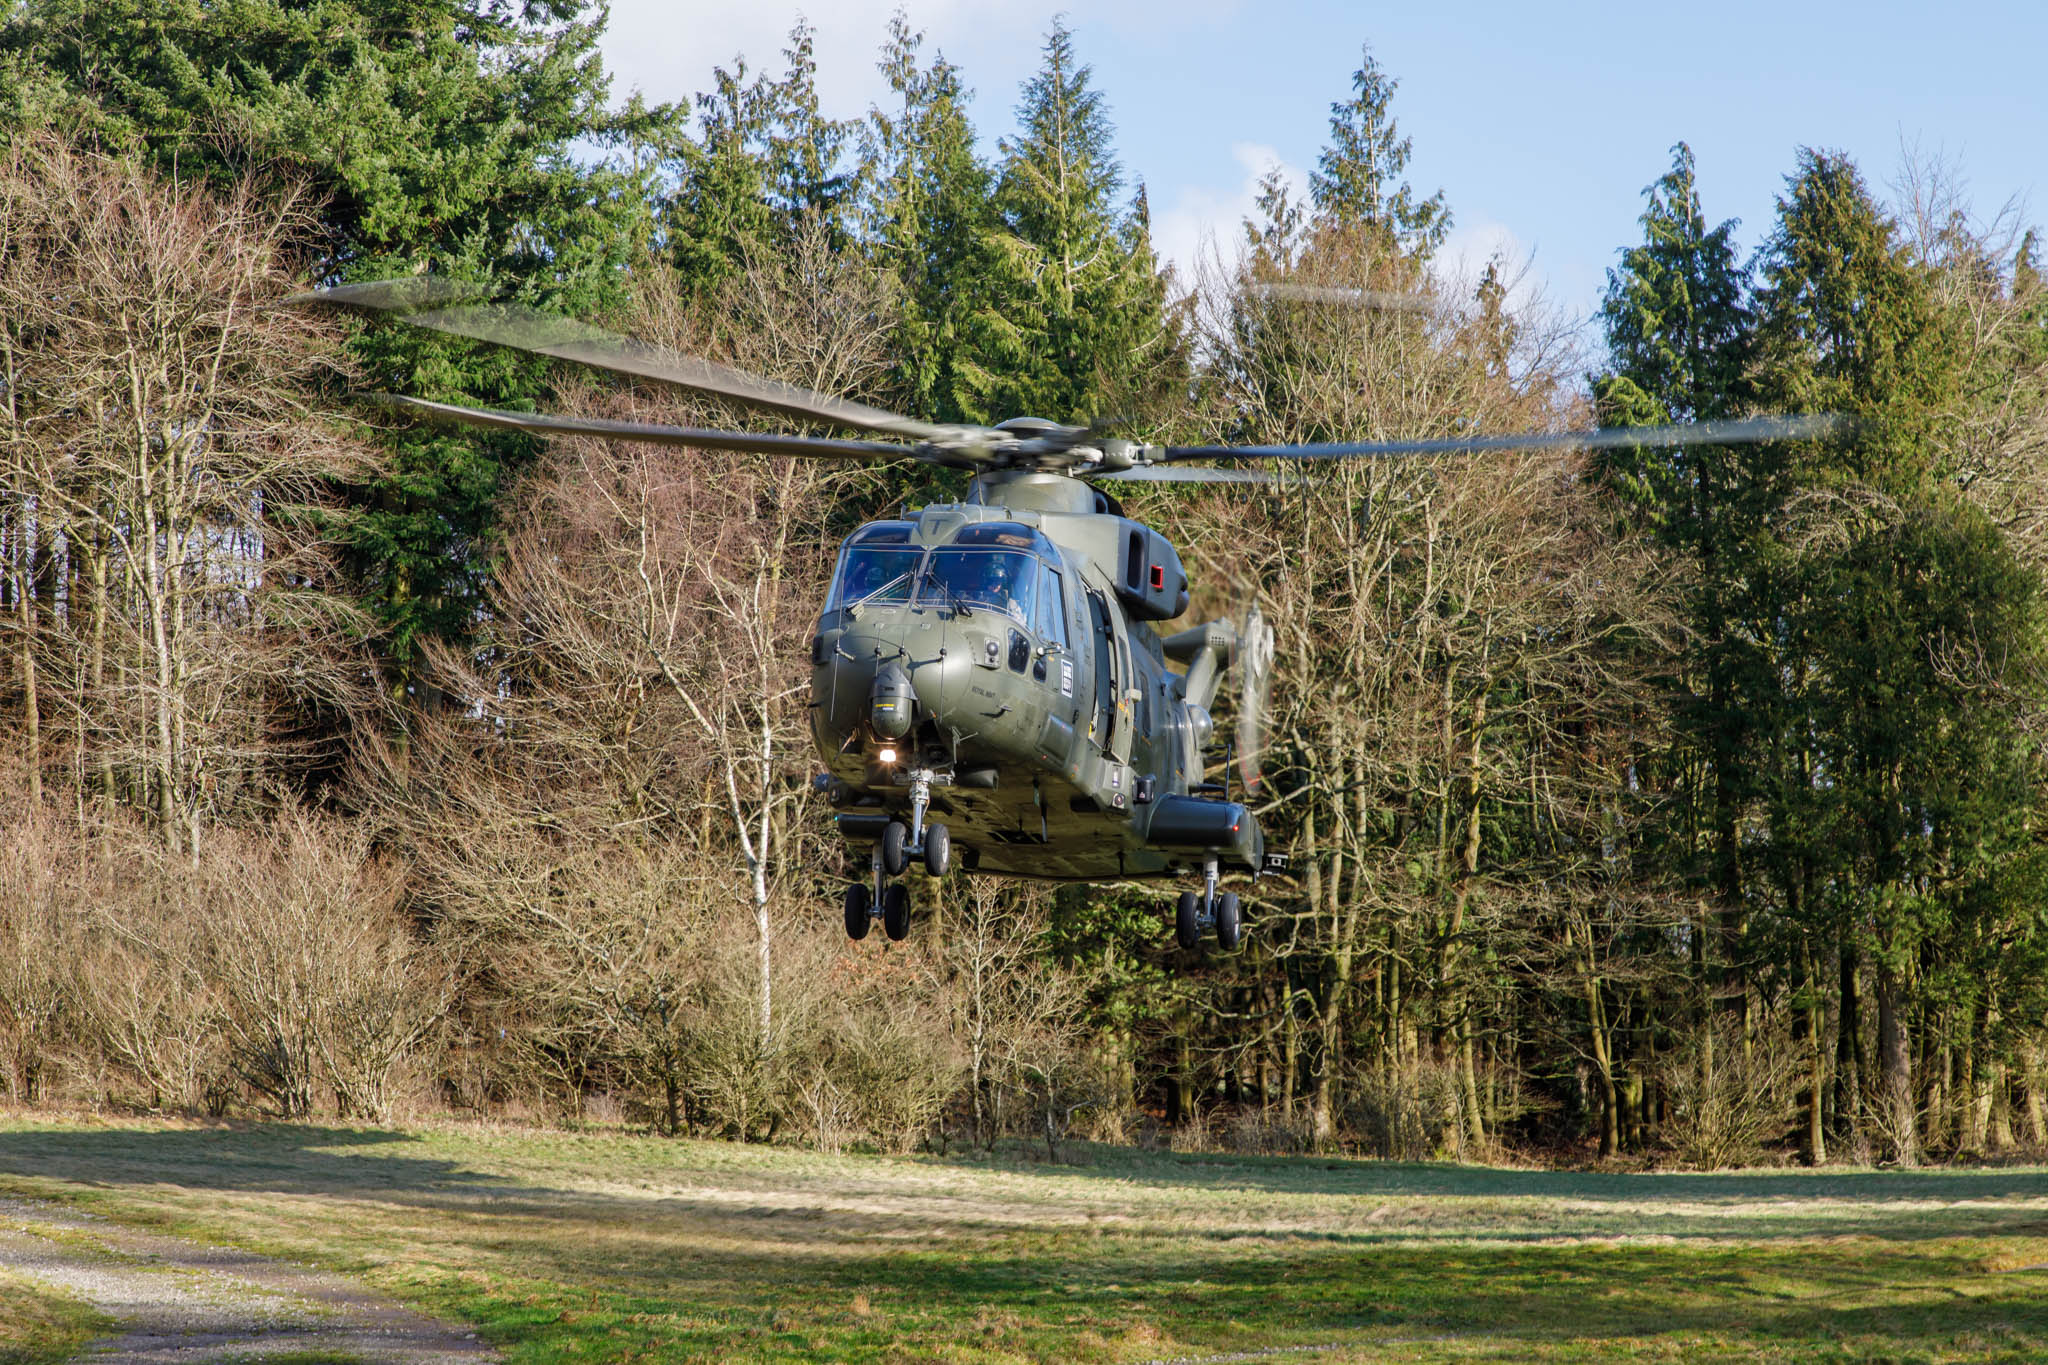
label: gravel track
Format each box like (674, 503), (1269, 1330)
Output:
(0, 1198), (497, 1364)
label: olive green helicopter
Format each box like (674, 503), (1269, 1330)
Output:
(303, 279), (1837, 952)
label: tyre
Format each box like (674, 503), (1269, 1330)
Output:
(882, 884), (911, 941)
(1175, 890), (1201, 951)
(880, 821), (909, 876)
(923, 822), (951, 877)
(843, 883), (872, 940)
(1215, 891), (1242, 951)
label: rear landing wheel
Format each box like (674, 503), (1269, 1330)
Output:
(843, 883), (872, 941)
(1214, 892), (1242, 951)
(882, 884), (911, 941)
(1175, 891), (1201, 951)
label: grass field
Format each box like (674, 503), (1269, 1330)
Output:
(0, 1266), (110, 1365)
(1, 1118), (2046, 1363)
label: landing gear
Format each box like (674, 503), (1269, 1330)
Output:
(904, 767), (951, 879)
(1172, 859), (1245, 951)
(846, 771), (954, 943)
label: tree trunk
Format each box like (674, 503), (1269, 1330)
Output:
(1876, 960), (1917, 1166)
(1834, 946), (1862, 1141)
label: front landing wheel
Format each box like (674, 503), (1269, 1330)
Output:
(843, 883), (872, 940)
(923, 822), (951, 877)
(1175, 891), (1202, 951)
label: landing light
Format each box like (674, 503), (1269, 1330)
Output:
(878, 747), (898, 765)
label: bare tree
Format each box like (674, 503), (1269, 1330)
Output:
(0, 132), (376, 854)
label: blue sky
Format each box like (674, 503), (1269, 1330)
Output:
(599, 1), (2047, 334)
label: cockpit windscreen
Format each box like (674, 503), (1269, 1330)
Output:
(832, 545), (923, 608)
(921, 548), (1039, 622)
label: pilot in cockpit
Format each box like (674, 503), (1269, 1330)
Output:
(976, 555), (1029, 624)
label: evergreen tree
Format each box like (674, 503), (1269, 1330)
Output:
(1753, 149), (2030, 1164)
(665, 57), (778, 293)
(960, 19), (1180, 424)
(868, 15), (992, 423)
(765, 20), (860, 236)
(1309, 43), (1449, 258)
(1593, 145), (1766, 994)
(666, 21), (863, 292)
(1597, 144), (1749, 426)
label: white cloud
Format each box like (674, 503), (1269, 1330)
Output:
(1152, 142), (1307, 288)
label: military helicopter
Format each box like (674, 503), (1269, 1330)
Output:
(302, 279), (1837, 952)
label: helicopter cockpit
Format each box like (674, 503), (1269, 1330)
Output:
(830, 522), (1061, 628)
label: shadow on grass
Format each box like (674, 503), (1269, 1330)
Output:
(5, 1123), (2048, 1254)
(0, 1123), (526, 1205)
(986, 1140), (2048, 1206)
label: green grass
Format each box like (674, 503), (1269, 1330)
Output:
(0, 1267), (114, 1365)
(3, 1117), (2048, 1362)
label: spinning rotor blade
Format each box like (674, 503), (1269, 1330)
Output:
(1161, 413), (1848, 464)
(365, 395), (917, 461)
(1097, 466), (1283, 485)
(297, 279), (960, 445)
(1250, 282), (1432, 313)
(1235, 603), (1275, 795)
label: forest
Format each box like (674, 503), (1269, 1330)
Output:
(1, 0), (2046, 1170)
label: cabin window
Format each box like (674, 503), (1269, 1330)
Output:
(831, 545), (923, 608)
(1036, 566), (1071, 651)
(920, 548), (1039, 623)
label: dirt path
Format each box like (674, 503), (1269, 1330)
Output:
(0, 1198), (496, 1364)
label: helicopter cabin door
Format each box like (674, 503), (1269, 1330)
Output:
(1084, 588), (1134, 772)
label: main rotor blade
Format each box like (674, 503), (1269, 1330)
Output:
(367, 395), (918, 461)
(1162, 413), (1849, 463)
(1095, 466), (1284, 485)
(1250, 282), (1432, 313)
(298, 279), (954, 444)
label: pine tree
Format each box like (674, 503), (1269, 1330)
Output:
(868, 16), (992, 423)
(1753, 149), (2027, 1165)
(665, 56), (778, 293)
(1755, 150), (1961, 488)
(1592, 144), (1772, 1123)
(960, 19), (1180, 424)
(763, 21), (861, 239)
(1309, 43), (1449, 258)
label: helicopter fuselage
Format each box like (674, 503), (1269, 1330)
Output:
(809, 470), (1263, 881)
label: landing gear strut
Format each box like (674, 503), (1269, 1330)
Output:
(844, 767), (952, 942)
(1173, 857), (1243, 952)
